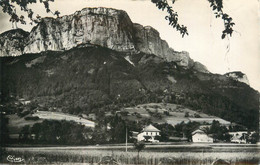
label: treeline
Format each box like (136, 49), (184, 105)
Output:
(3, 113), (258, 145)
(17, 120), (93, 145)
(0, 114), (9, 146)
(11, 115), (146, 145)
(166, 92), (258, 130)
(154, 120), (257, 143)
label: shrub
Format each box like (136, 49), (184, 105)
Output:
(24, 116), (40, 121)
(121, 111), (129, 116)
(164, 111), (170, 116)
(184, 112), (189, 117)
(18, 110), (30, 117)
(194, 113), (201, 118)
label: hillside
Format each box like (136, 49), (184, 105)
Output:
(0, 7), (259, 132)
(7, 110), (95, 135)
(1, 45), (258, 130)
(121, 103), (231, 126)
(0, 7), (208, 73)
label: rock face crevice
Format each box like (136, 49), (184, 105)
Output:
(0, 7), (207, 72)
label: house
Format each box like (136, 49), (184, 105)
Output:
(9, 133), (36, 140)
(229, 131), (248, 143)
(137, 124), (160, 142)
(88, 113), (96, 121)
(82, 113), (96, 121)
(192, 129), (213, 143)
(19, 98), (31, 105)
(9, 134), (20, 140)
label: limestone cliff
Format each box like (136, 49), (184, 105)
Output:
(0, 7), (206, 71)
(133, 23), (194, 68)
(225, 71), (250, 85)
(23, 8), (135, 54)
(0, 29), (29, 56)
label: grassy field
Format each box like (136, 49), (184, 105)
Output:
(2, 144), (260, 164)
(7, 111), (95, 136)
(32, 111), (95, 127)
(123, 103), (231, 126)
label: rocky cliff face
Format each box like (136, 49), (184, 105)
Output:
(23, 8), (135, 54)
(225, 71), (250, 85)
(133, 23), (194, 68)
(0, 29), (29, 56)
(0, 7), (205, 71)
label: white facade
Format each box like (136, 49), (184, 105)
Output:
(229, 132), (248, 144)
(137, 124), (160, 142)
(192, 129), (213, 143)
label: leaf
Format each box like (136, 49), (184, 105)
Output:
(151, 0), (159, 3)
(54, 10), (60, 17)
(221, 33), (226, 39)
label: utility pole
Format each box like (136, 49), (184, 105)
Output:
(126, 126), (128, 152)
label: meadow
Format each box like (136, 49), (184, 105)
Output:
(123, 103), (231, 126)
(32, 111), (95, 127)
(2, 144), (260, 164)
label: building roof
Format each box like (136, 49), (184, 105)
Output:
(143, 124), (160, 132)
(192, 129), (206, 135)
(229, 131), (247, 135)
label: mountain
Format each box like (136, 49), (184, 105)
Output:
(0, 7), (207, 73)
(0, 7), (259, 130)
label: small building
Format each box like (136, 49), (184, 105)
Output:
(9, 134), (20, 140)
(82, 113), (96, 121)
(88, 113), (96, 121)
(137, 124), (160, 143)
(229, 131), (248, 144)
(19, 98), (31, 105)
(192, 129), (213, 143)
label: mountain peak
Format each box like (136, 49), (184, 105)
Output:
(76, 7), (129, 17)
(0, 7), (207, 72)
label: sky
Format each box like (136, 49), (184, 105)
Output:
(0, 0), (259, 91)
